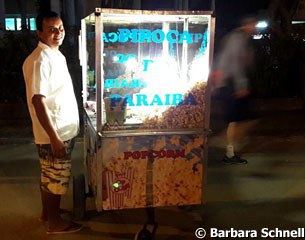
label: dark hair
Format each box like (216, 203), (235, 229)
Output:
(36, 11), (59, 32)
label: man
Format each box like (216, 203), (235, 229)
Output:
(22, 11), (82, 234)
(215, 16), (258, 164)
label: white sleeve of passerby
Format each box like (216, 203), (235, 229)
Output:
(231, 36), (249, 91)
(32, 60), (50, 97)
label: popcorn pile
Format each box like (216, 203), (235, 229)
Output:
(152, 134), (204, 206)
(141, 82), (206, 129)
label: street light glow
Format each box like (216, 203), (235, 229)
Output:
(256, 21), (268, 29)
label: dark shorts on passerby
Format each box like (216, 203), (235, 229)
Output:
(36, 138), (75, 195)
(217, 86), (254, 123)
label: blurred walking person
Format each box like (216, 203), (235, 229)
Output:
(214, 16), (259, 164)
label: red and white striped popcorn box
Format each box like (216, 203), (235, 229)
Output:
(103, 168), (135, 209)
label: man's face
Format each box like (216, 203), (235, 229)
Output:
(37, 17), (65, 49)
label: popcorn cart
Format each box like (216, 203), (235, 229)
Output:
(76, 8), (215, 238)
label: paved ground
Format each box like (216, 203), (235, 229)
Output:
(1, 110), (305, 239)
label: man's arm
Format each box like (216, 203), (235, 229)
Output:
(32, 95), (66, 158)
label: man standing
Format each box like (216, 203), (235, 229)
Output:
(23, 11), (82, 234)
(215, 16), (258, 164)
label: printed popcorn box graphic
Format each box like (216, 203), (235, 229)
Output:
(151, 135), (204, 206)
(101, 135), (204, 210)
(103, 169), (135, 209)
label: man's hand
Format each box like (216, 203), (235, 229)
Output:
(50, 137), (66, 159)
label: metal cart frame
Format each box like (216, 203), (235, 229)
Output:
(75, 8), (215, 239)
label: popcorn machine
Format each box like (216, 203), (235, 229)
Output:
(76, 7), (215, 230)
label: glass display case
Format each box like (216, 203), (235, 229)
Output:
(78, 8), (215, 212)
(81, 8), (214, 132)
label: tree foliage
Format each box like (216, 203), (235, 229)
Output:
(252, 0), (304, 98)
(0, 29), (36, 102)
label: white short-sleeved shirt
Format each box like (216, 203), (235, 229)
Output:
(23, 41), (79, 144)
(217, 30), (254, 91)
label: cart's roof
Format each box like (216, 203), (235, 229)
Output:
(84, 8), (212, 24)
(95, 8), (213, 16)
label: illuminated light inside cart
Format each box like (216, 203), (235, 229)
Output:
(125, 57), (138, 71)
(124, 49), (209, 118)
(113, 55), (119, 62)
(189, 54), (210, 84)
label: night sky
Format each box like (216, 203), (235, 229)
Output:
(215, 0), (270, 29)
(142, 0), (270, 29)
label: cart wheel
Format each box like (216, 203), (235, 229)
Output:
(134, 222), (158, 240)
(73, 174), (86, 220)
(134, 227), (153, 240)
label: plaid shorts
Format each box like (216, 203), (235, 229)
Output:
(36, 139), (75, 195)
